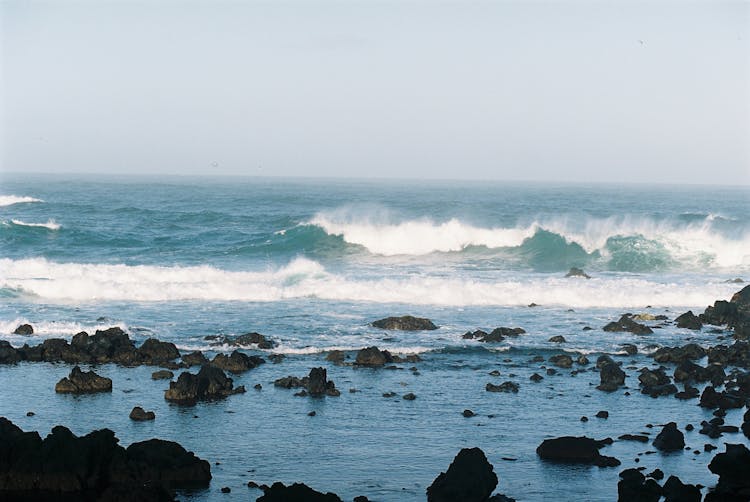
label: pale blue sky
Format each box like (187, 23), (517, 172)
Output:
(1, 0), (749, 184)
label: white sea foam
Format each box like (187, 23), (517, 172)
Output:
(10, 219), (61, 230)
(309, 212), (750, 269)
(0, 318), (128, 338)
(0, 257), (740, 308)
(0, 195), (43, 207)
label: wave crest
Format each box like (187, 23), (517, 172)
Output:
(9, 219), (61, 230)
(0, 195), (43, 207)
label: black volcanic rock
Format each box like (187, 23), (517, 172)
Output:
(164, 365), (245, 405)
(617, 468), (661, 502)
(675, 311), (702, 330)
(12, 324), (33, 335)
(210, 350), (264, 373)
(371, 316), (438, 331)
(55, 366), (112, 394)
(603, 315), (653, 335)
(257, 482), (342, 502)
(0, 417), (210, 500)
(653, 422), (684, 452)
(537, 436), (620, 467)
(427, 447), (498, 502)
(706, 443), (750, 501)
(354, 346), (393, 366)
(565, 267), (591, 279)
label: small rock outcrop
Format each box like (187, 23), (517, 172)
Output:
(565, 267), (591, 279)
(129, 406), (155, 421)
(675, 311), (702, 330)
(274, 368), (340, 397)
(653, 422), (685, 452)
(354, 346), (393, 367)
(210, 350), (264, 373)
(597, 360), (626, 392)
(536, 436), (620, 467)
(426, 447), (498, 502)
(371, 316), (438, 331)
(257, 482), (342, 502)
(55, 366), (112, 394)
(706, 443), (750, 501)
(603, 315), (653, 335)
(617, 468), (661, 502)
(486, 381), (519, 393)
(12, 324), (34, 335)
(463, 327), (526, 343)
(205, 332), (277, 349)
(164, 365), (245, 405)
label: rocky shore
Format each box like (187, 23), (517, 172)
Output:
(1, 285), (750, 500)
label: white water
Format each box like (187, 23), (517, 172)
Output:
(0, 257), (738, 308)
(0, 195), (43, 207)
(9, 219), (61, 230)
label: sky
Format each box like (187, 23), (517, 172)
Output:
(1, 0), (749, 184)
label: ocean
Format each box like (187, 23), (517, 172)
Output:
(1, 173), (749, 500)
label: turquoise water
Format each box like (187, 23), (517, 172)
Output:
(1, 174), (749, 500)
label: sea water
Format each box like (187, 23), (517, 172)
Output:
(0, 173), (749, 500)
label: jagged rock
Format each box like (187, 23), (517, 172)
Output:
(0, 417), (210, 499)
(427, 447), (498, 502)
(257, 482), (342, 502)
(706, 443), (750, 501)
(549, 354), (573, 368)
(675, 311), (702, 330)
(274, 368), (339, 397)
(137, 338), (180, 364)
(603, 315), (653, 335)
(597, 361), (626, 392)
(707, 341), (750, 368)
(639, 367), (671, 387)
(210, 350), (264, 373)
(371, 316), (438, 331)
(463, 327), (525, 343)
(565, 267), (591, 279)
(355, 346), (393, 366)
(151, 370), (174, 380)
(129, 406), (155, 421)
(653, 422), (685, 452)
(618, 468), (661, 502)
(12, 324), (33, 335)
(181, 351), (209, 367)
(164, 365), (245, 405)
(486, 381), (519, 393)
(55, 366), (112, 394)
(0, 341), (21, 364)
(652, 344), (706, 363)
(537, 436), (620, 467)
(699, 386), (746, 409)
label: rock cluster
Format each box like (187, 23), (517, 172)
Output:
(463, 327), (526, 343)
(274, 367), (340, 397)
(164, 365), (245, 405)
(603, 315), (653, 335)
(0, 417), (210, 500)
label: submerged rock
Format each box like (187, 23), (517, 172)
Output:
(427, 447), (498, 502)
(55, 366), (112, 394)
(164, 365), (245, 405)
(257, 482), (342, 502)
(565, 267), (591, 279)
(486, 381), (519, 393)
(151, 369), (174, 380)
(371, 316), (438, 331)
(536, 436), (620, 467)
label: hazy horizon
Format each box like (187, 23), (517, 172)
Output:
(2, 0), (749, 185)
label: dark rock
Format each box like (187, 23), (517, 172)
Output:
(12, 324), (33, 335)
(603, 315), (653, 335)
(372, 316), (438, 331)
(55, 366), (112, 394)
(620, 344), (638, 355)
(565, 267), (591, 279)
(257, 481), (342, 502)
(462, 409), (475, 417)
(618, 434), (648, 442)
(549, 335), (566, 343)
(221, 486), (231, 493)
(537, 436), (620, 467)
(662, 475), (701, 501)
(325, 350), (346, 363)
(577, 354), (589, 365)
(164, 365), (245, 405)
(549, 354), (573, 368)
(653, 422), (685, 452)
(530, 373), (544, 382)
(403, 393), (416, 400)
(0, 417), (210, 499)
(675, 311), (703, 330)
(674, 384), (700, 400)
(231, 332), (277, 349)
(151, 370), (174, 380)
(638, 367), (671, 387)
(595, 411), (609, 419)
(597, 361), (626, 392)
(179, 351), (208, 367)
(618, 468), (661, 502)
(706, 443), (750, 501)
(652, 343), (706, 363)
(0, 341), (21, 364)
(138, 338), (180, 364)
(427, 447), (498, 502)
(486, 381), (519, 393)
(700, 386), (746, 409)
(464, 327), (525, 343)
(129, 406), (156, 421)
(355, 346), (393, 366)
(274, 368), (339, 397)
(210, 350), (264, 373)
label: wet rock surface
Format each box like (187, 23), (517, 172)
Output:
(55, 366), (112, 394)
(371, 316), (438, 331)
(427, 447), (498, 502)
(274, 367), (340, 397)
(164, 365), (245, 405)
